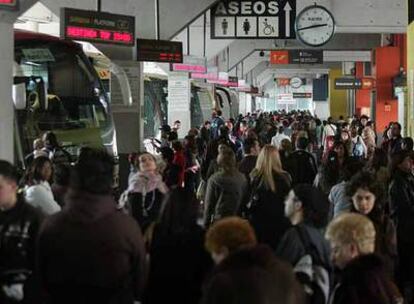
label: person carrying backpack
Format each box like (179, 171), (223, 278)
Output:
(322, 118), (337, 158)
(288, 137), (318, 185)
(210, 111), (225, 140)
(350, 126), (367, 159)
(276, 184), (332, 304)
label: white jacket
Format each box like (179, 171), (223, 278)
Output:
(25, 181), (61, 215)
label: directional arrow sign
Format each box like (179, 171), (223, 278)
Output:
(284, 1), (292, 37)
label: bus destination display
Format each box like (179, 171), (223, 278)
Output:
(137, 39), (183, 63)
(61, 8), (135, 46)
(0, 0), (18, 10)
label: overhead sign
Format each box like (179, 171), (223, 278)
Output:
(335, 77), (376, 90)
(293, 92), (312, 98)
(207, 72), (230, 85)
(228, 76), (239, 87)
(277, 78), (290, 86)
(137, 39), (183, 63)
(278, 93), (294, 101)
(278, 93), (296, 104)
(290, 50), (323, 64)
(22, 48), (55, 62)
(361, 78), (376, 90)
(192, 67), (219, 80)
(0, 0), (18, 10)
(335, 78), (362, 89)
(211, 0), (296, 39)
(172, 55), (206, 73)
(61, 8), (135, 46)
(271, 51), (290, 64)
(270, 49), (323, 64)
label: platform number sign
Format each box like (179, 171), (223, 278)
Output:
(0, 0), (18, 10)
(211, 0), (296, 39)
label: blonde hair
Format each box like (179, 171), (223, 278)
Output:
(205, 217), (257, 254)
(251, 145), (284, 192)
(326, 213), (376, 255)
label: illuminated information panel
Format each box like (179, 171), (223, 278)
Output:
(136, 39), (183, 63)
(0, 0), (18, 10)
(61, 8), (135, 46)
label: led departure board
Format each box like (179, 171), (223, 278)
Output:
(137, 39), (183, 63)
(0, 0), (18, 10)
(61, 8), (135, 46)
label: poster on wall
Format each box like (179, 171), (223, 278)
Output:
(168, 72), (191, 138)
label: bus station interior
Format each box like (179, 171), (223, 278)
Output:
(0, 0), (413, 188)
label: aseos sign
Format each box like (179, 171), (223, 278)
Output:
(211, 0), (296, 39)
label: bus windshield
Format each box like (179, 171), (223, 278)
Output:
(14, 39), (115, 157)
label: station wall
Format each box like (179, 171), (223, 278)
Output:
(329, 68), (347, 119)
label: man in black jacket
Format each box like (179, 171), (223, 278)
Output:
(0, 160), (43, 304)
(238, 137), (260, 181)
(37, 148), (147, 304)
(288, 137), (318, 185)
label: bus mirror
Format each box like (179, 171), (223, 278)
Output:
(12, 83), (27, 110)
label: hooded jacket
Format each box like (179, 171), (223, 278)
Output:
(37, 190), (146, 304)
(0, 196), (43, 303)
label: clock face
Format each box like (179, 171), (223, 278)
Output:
(295, 5), (335, 47)
(290, 77), (302, 88)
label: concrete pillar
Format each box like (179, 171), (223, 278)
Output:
(0, 21), (14, 162)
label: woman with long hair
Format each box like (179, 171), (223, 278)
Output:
(347, 171), (397, 276)
(24, 156), (61, 215)
(246, 145), (292, 250)
(314, 150), (341, 196)
(144, 188), (212, 304)
(124, 152), (168, 233)
(332, 141), (349, 167)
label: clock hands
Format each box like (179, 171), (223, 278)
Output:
(297, 24), (328, 31)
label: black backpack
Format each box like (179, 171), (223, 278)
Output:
(293, 226), (330, 304)
(289, 151), (317, 185)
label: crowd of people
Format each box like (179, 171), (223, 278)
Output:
(1, 110), (414, 304)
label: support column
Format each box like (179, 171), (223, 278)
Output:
(407, 10), (414, 137)
(0, 21), (14, 162)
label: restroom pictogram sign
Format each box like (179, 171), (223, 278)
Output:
(211, 0), (296, 39)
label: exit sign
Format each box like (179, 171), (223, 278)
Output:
(61, 8), (135, 46)
(0, 0), (18, 10)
